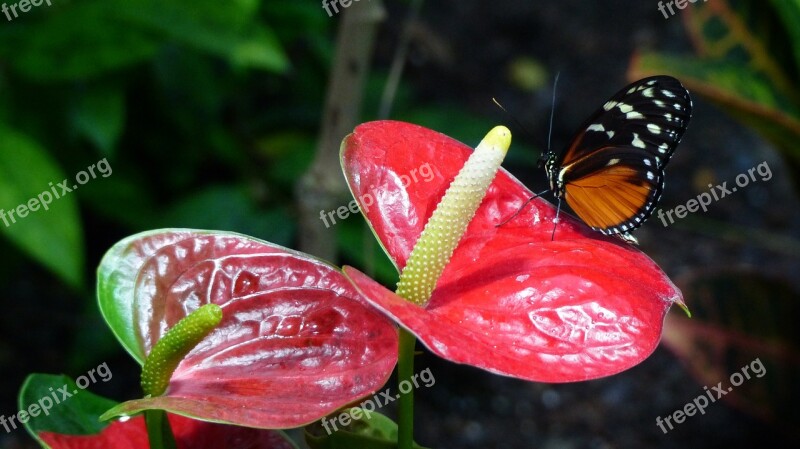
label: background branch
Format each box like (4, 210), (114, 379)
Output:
(295, 1), (386, 259)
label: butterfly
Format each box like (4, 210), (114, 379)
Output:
(501, 75), (692, 244)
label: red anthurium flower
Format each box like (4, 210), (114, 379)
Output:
(39, 413), (297, 449)
(341, 120), (685, 382)
(97, 230), (398, 428)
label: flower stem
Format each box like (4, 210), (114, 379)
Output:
(145, 409), (177, 449)
(396, 329), (416, 449)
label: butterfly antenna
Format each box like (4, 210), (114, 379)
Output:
(492, 98), (536, 140)
(547, 71), (560, 152)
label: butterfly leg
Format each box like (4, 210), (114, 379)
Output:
(617, 233), (639, 245)
(496, 189), (549, 227)
(550, 196), (562, 241)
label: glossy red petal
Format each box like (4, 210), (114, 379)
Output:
(341, 121), (683, 382)
(98, 230), (397, 427)
(38, 413), (296, 449)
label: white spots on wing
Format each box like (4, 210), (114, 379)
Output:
(642, 87), (655, 98)
(662, 89), (676, 98)
(664, 112), (673, 121)
(626, 111), (644, 120)
(631, 133), (645, 149)
(604, 100), (618, 111)
(606, 130), (615, 139)
(646, 80), (657, 86)
(643, 159), (652, 167)
(647, 123), (661, 134)
(587, 123), (605, 132)
(606, 158), (620, 166)
(658, 142), (669, 154)
(674, 103), (682, 110)
(617, 102), (633, 113)
(646, 171), (655, 181)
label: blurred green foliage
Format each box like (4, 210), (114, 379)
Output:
(630, 0), (800, 168)
(0, 0), (307, 288)
(0, 0), (507, 297)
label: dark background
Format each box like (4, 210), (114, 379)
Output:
(0, 0), (797, 448)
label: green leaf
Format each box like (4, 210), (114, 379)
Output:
(117, 0), (289, 72)
(256, 131), (315, 188)
(19, 373), (118, 444)
(158, 185), (295, 246)
(77, 174), (157, 230)
(0, 1), (160, 82)
(768, 0), (800, 75)
(0, 125), (84, 288)
(229, 25), (291, 71)
(305, 409), (429, 449)
(70, 84), (126, 156)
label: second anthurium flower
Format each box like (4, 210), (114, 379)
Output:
(96, 230), (399, 428)
(340, 120), (685, 382)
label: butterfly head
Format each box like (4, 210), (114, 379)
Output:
(540, 150), (564, 197)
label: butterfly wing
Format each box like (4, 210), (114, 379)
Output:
(562, 146), (664, 233)
(555, 76), (692, 234)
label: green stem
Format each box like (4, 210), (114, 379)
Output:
(145, 409), (177, 449)
(392, 126), (511, 447)
(396, 329), (416, 449)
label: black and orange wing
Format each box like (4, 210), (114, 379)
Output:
(555, 76), (692, 234)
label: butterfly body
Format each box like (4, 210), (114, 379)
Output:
(538, 75), (692, 240)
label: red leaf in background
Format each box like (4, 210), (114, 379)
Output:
(98, 230), (397, 428)
(341, 120), (684, 382)
(39, 413), (296, 449)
